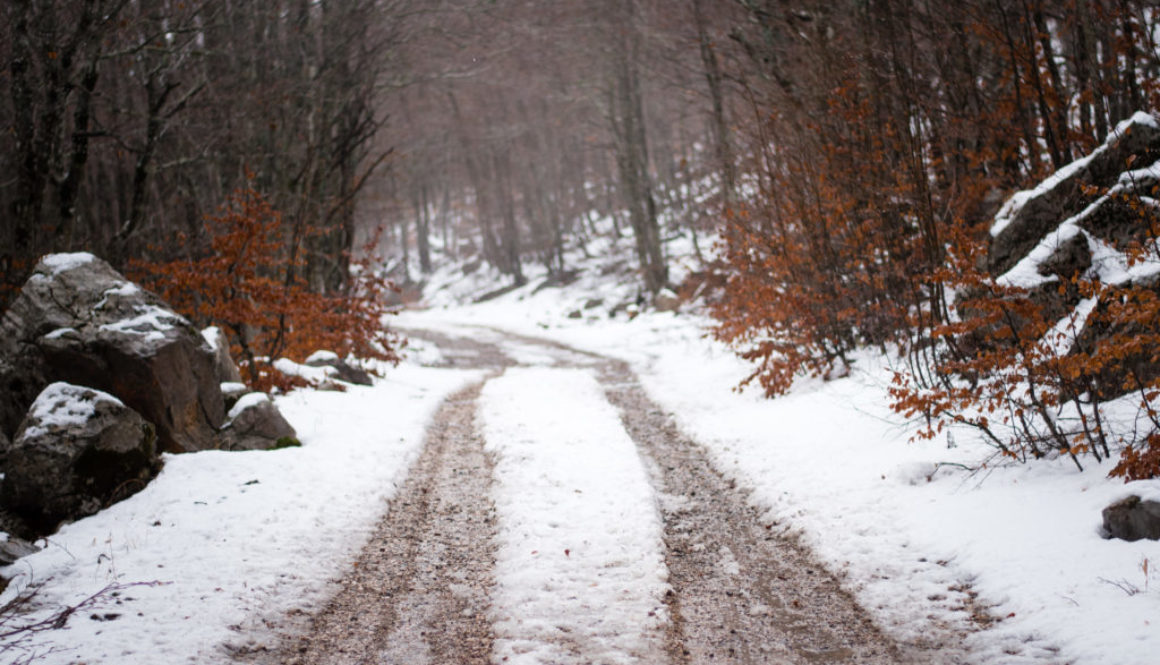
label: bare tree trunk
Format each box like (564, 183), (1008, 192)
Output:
(692, 0), (735, 205)
(492, 148), (524, 285)
(415, 181), (432, 274)
(607, 0), (667, 294)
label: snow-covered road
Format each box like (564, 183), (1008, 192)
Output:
(8, 312), (1155, 664)
(238, 324), (943, 665)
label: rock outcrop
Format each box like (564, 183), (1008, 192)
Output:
(2, 382), (160, 531)
(975, 112), (1160, 395)
(218, 393), (299, 451)
(0, 253), (225, 453)
(989, 112), (1160, 275)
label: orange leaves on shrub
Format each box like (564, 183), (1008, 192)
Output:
(711, 1), (1160, 479)
(130, 186), (401, 392)
(1111, 433), (1160, 481)
(887, 190), (1160, 476)
(710, 74), (943, 397)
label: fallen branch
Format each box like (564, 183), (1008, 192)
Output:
(0, 580), (167, 662)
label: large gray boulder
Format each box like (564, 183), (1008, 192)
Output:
(2, 383), (160, 532)
(0, 253), (225, 453)
(0, 352), (48, 451)
(218, 393), (299, 451)
(989, 112), (1160, 275)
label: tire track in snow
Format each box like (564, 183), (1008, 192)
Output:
(237, 380), (499, 665)
(480, 367), (671, 665)
(598, 360), (921, 664)
(243, 324), (961, 665)
(419, 323), (950, 663)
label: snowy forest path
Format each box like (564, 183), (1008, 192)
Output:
(237, 322), (957, 665)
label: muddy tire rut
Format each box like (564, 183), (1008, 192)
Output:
(599, 361), (909, 665)
(241, 380), (500, 665)
(237, 325), (967, 664)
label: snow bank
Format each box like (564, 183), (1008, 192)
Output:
(480, 368), (669, 665)
(0, 364), (480, 664)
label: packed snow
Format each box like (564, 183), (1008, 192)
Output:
(480, 368), (669, 665)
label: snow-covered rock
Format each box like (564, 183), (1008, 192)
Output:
(221, 381), (249, 411)
(1, 382), (159, 532)
(273, 357), (341, 390)
(0, 536), (39, 565)
(305, 350), (373, 386)
(0, 253), (225, 453)
(967, 112), (1160, 396)
(989, 111), (1160, 275)
(201, 325), (243, 384)
(653, 287), (680, 312)
(304, 350), (339, 364)
(219, 392), (299, 451)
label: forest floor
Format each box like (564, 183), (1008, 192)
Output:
(237, 324), (969, 665)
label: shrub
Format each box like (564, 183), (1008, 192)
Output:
(130, 186), (401, 392)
